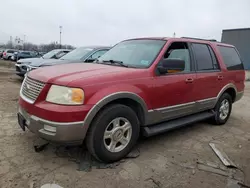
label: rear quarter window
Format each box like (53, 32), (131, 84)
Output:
(217, 46), (244, 70)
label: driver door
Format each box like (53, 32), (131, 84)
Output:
(151, 42), (197, 121)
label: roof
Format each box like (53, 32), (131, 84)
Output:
(124, 37), (233, 47)
(78, 46), (111, 49)
(222, 28), (250, 32)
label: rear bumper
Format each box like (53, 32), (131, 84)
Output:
(18, 106), (86, 144)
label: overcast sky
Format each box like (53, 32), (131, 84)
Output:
(0, 0), (249, 46)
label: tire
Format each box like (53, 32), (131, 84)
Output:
(8, 56), (11, 60)
(211, 93), (232, 125)
(86, 104), (140, 163)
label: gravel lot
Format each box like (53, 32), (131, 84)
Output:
(0, 67), (250, 188)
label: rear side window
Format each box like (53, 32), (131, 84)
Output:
(192, 43), (215, 71)
(217, 46), (244, 70)
(8, 50), (14, 53)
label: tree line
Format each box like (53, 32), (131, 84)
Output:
(0, 41), (75, 52)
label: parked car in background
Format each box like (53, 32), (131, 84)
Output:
(15, 49), (71, 77)
(2, 49), (19, 60)
(17, 37), (245, 162)
(11, 51), (40, 61)
(16, 46), (110, 77)
(0, 49), (5, 58)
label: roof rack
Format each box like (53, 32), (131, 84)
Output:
(181, 37), (217, 42)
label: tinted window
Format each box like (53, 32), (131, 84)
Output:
(55, 51), (67, 59)
(8, 50), (14, 53)
(217, 46), (244, 70)
(98, 40), (166, 68)
(160, 42), (191, 73)
(90, 50), (108, 59)
(192, 43), (214, 71)
(42, 49), (62, 59)
(60, 47), (93, 60)
(208, 46), (219, 69)
(22, 52), (30, 55)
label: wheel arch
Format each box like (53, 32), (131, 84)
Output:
(216, 83), (237, 103)
(83, 92), (148, 137)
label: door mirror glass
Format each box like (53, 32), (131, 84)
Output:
(158, 59), (185, 74)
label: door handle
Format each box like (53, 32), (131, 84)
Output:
(218, 75), (223, 80)
(185, 78), (194, 83)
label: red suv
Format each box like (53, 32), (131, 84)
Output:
(18, 37), (245, 162)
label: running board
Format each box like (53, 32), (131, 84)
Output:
(142, 111), (215, 137)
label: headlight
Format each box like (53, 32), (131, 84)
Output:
(46, 85), (84, 105)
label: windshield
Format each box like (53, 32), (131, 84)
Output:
(42, 49), (62, 59)
(60, 47), (93, 60)
(98, 40), (166, 68)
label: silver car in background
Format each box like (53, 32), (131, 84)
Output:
(2, 49), (19, 60)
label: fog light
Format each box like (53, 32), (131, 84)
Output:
(44, 125), (56, 133)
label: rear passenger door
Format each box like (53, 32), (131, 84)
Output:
(191, 43), (224, 111)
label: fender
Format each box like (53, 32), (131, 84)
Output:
(215, 83), (237, 104)
(82, 91), (150, 138)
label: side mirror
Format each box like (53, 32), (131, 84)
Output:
(158, 59), (185, 74)
(85, 58), (96, 62)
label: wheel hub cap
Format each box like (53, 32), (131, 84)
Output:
(113, 129), (123, 141)
(219, 99), (230, 120)
(103, 117), (132, 153)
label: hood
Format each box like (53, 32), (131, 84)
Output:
(41, 59), (81, 66)
(17, 57), (42, 64)
(28, 63), (145, 86)
(29, 58), (62, 67)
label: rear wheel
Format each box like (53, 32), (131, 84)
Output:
(86, 104), (140, 163)
(211, 93), (232, 125)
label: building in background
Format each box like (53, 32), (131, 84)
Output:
(221, 28), (250, 70)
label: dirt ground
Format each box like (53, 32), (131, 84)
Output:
(0, 67), (250, 188)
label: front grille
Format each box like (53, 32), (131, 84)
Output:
(21, 76), (45, 102)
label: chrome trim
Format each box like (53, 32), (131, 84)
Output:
(30, 115), (84, 126)
(20, 76), (35, 104)
(82, 91), (148, 134)
(152, 101), (195, 112)
(216, 83), (237, 103)
(196, 97), (217, 111)
(197, 97), (217, 103)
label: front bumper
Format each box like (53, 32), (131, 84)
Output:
(15, 64), (27, 77)
(18, 106), (86, 144)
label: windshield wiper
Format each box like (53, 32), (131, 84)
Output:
(102, 60), (128, 67)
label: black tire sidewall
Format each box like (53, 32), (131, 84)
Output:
(88, 104), (140, 163)
(214, 93), (232, 124)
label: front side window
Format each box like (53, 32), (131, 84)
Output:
(90, 50), (109, 59)
(159, 42), (191, 73)
(55, 51), (67, 59)
(192, 43), (214, 71)
(60, 47), (93, 60)
(98, 40), (166, 68)
(42, 50), (62, 59)
(217, 46), (244, 70)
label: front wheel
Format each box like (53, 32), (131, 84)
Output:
(86, 104), (140, 163)
(211, 93), (232, 125)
